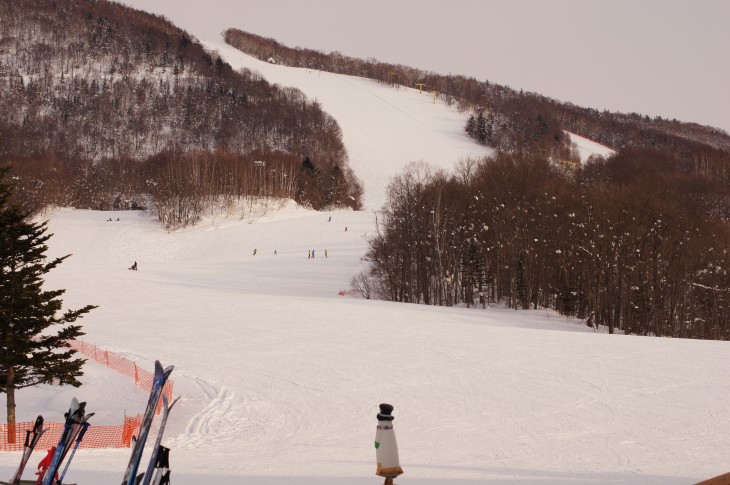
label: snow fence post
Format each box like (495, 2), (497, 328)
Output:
(374, 403), (403, 484)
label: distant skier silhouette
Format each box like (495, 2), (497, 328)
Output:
(253, 249), (257, 255)
(129, 261), (137, 271)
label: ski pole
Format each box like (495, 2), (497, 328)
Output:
(57, 421), (90, 484)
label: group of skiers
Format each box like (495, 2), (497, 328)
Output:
(247, 215), (338, 259)
(128, 214), (343, 270)
(307, 249), (328, 258)
(253, 249), (279, 256)
(249, 249), (329, 258)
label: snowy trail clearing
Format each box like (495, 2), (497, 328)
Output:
(203, 40), (492, 211)
(1, 207), (729, 484)
(566, 130), (617, 163)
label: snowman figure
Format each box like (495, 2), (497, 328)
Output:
(374, 403), (403, 484)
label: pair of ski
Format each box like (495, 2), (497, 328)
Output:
(5, 415), (47, 485)
(121, 360), (177, 485)
(138, 395), (177, 485)
(38, 398), (94, 485)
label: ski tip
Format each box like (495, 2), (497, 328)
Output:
(163, 365), (174, 377)
(169, 396), (181, 411)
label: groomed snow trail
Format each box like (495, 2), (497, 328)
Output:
(203, 40), (492, 211)
(0, 207), (728, 484)
(0, 26), (725, 485)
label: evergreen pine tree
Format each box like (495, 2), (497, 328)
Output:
(465, 114), (476, 137)
(0, 167), (96, 443)
(476, 111), (488, 144)
(485, 113), (495, 144)
(301, 156), (317, 174)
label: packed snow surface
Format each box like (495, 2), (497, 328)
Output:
(565, 130), (617, 163)
(1, 206), (729, 485)
(0, 24), (725, 485)
(203, 40), (492, 211)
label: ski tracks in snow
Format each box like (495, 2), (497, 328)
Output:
(169, 376), (269, 452)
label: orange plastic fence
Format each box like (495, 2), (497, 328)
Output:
(1, 422), (130, 452)
(69, 340), (173, 410)
(0, 341), (174, 451)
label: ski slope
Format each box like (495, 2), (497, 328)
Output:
(203, 40), (491, 211)
(0, 21), (727, 485)
(0, 206), (729, 485)
(566, 130), (617, 163)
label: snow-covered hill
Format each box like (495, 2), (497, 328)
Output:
(566, 130), (617, 163)
(1, 25), (729, 485)
(202, 40), (491, 210)
(1, 206), (729, 485)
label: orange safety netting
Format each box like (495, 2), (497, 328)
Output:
(1, 341), (174, 451)
(69, 340), (173, 411)
(0, 422), (131, 452)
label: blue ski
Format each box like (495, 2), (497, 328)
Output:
(141, 395), (180, 485)
(121, 361), (174, 485)
(40, 399), (86, 485)
(57, 419), (91, 484)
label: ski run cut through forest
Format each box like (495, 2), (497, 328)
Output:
(1, 27), (729, 485)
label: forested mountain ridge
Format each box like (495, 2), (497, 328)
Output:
(0, 0), (362, 227)
(225, 29), (730, 182)
(218, 31), (730, 340)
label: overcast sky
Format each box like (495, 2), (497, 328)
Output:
(120, 0), (730, 134)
